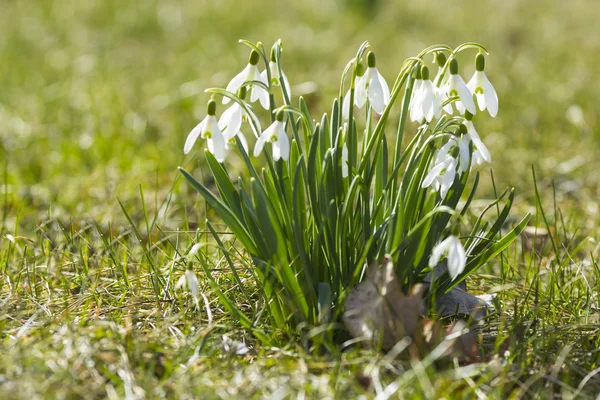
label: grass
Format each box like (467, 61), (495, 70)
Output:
(1, 0), (600, 398)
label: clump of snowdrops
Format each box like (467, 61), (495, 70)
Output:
(179, 39), (529, 342)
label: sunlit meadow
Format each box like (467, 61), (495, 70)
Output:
(1, 0), (600, 398)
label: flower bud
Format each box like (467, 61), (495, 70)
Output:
(355, 62), (366, 77)
(249, 50), (260, 66)
(275, 110), (285, 122)
(367, 51), (376, 68)
(238, 86), (248, 100)
(435, 52), (447, 68)
(421, 65), (429, 80)
(475, 53), (485, 72)
(207, 99), (217, 116)
(449, 59), (459, 75)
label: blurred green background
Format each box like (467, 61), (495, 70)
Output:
(1, 0), (598, 232)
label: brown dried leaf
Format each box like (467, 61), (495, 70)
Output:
(343, 256), (425, 350)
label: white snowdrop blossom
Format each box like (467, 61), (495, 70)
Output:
(356, 52), (390, 115)
(261, 50), (291, 98)
(218, 87), (261, 154)
(441, 59), (477, 115)
(223, 50), (269, 110)
(467, 54), (498, 117)
(464, 117), (491, 166)
(409, 74), (424, 122)
(423, 134), (471, 197)
(176, 269), (200, 307)
(435, 135), (471, 174)
(184, 100), (227, 162)
(429, 236), (467, 281)
(422, 156), (457, 198)
(221, 335), (250, 356)
(253, 111), (289, 161)
(410, 66), (442, 123)
(342, 64), (366, 120)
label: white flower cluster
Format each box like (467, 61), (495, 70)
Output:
(184, 49), (291, 162)
(419, 54), (497, 199)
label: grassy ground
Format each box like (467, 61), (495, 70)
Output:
(1, 0), (600, 398)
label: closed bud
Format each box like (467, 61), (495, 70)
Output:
(435, 52), (447, 68)
(207, 99), (217, 116)
(475, 53), (485, 72)
(449, 59), (459, 75)
(249, 50), (260, 66)
(367, 51), (376, 68)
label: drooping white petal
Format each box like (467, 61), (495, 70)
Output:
(378, 70), (390, 106)
(218, 104), (236, 131)
(220, 104), (243, 140)
(454, 74), (477, 115)
(224, 65), (250, 104)
(467, 134), (491, 165)
(249, 69), (270, 110)
(206, 116), (226, 162)
(420, 80), (436, 122)
(367, 69), (386, 114)
(429, 236), (466, 281)
(184, 119), (206, 154)
(447, 237), (466, 280)
(439, 158), (457, 198)
(354, 74), (368, 108)
(253, 132), (270, 158)
(342, 89), (351, 121)
(410, 79), (424, 122)
(422, 158), (450, 189)
(254, 121), (277, 157)
(341, 144), (349, 178)
(185, 269), (199, 300)
(457, 137), (471, 173)
(277, 125), (290, 161)
(272, 139), (281, 161)
(483, 74), (498, 117)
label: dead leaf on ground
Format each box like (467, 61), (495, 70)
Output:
(343, 255), (425, 350)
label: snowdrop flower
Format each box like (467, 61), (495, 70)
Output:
(221, 335), (250, 356)
(342, 63), (365, 120)
(409, 66), (424, 122)
(176, 269), (200, 307)
(218, 87), (261, 154)
(224, 50), (270, 110)
(410, 66), (442, 123)
(253, 110), (289, 161)
(422, 156), (457, 198)
(467, 54), (498, 117)
(463, 112), (491, 166)
(184, 99), (227, 162)
(261, 48), (291, 98)
(435, 133), (471, 174)
(429, 235), (467, 280)
(355, 52), (390, 115)
(441, 59), (477, 115)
